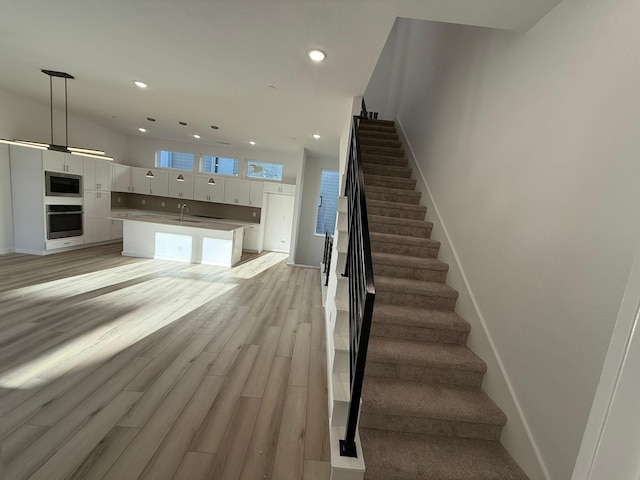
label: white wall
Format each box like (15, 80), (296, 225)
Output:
(294, 154), (338, 266)
(0, 88), (128, 253)
(364, 0), (640, 478)
(124, 135), (300, 184)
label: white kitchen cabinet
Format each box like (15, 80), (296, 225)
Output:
(113, 164), (133, 192)
(83, 157), (111, 191)
(224, 179), (262, 207)
(168, 172), (194, 199)
(42, 150), (83, 175)
(243, 224), (261, 252)
(262, 182), (295, 195)
(110, 219), (123, 239)
(194, 175), (225, 203)
(83, 190), (111, 243)
(131, 167), (169, 196)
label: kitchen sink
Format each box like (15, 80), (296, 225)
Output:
(175, 218), (201, 223)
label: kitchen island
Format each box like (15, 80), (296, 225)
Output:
(116, 214), (244, 267)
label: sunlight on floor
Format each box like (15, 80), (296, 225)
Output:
(230, 251), (290, 279)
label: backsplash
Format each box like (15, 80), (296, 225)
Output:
(111, 192), (261, 223)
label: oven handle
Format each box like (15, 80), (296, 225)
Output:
(47, 211), (84, 215)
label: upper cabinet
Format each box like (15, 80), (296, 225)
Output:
(131, 167), (169, 196)
(263, 182), (296, 195)
(113, 164), (133, 192)
(168, 172), (194, 199)
(194, 175), (225, 203)
(83, 157), (112, 191)
(42, 150), (83, 175)
(224, 179), (262, 207)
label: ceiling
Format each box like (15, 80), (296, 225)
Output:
(0, 0), (560, 158)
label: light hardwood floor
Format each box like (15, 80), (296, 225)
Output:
(0, 243), (331, 480)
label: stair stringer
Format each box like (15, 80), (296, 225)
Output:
(323, 195), (366, 480)
(394, 116), (549, 480)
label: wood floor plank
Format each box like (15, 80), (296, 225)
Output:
(204, 397), (261, 480)
(276, 309), (301, 357)
(303, 459), (331, 480)
(117, 333), (215, 428)
(103, 351), (218, 480)
(28, 390), (142, 480)
(6, 356), (151, 480)
(240, 356), (291, 479)
(191, 344), (259, 454)
(241, 325), (281, 398)
(139, 374), (225, 480)
(172, 452), (214, 480)
(1, 424), (48, 464)
(67, 426), (140, 480)
(289, 322), (312, 387)
(304, 350), (331, 462)
(272, 385), (308, 480)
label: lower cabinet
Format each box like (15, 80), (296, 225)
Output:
(110, 219), (123, 239)
(84, 190), (111, 244)
(243, 224), (261, 252)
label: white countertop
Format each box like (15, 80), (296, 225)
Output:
(110, 211), (245, 232)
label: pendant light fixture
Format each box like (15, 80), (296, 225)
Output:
(146, 170), (154, 178)
(177, 174), (185, 182)
(208, 177), (216, 185)
(0, 70), (113, 160)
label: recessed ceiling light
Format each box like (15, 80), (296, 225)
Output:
(179, 121), (187, 126)
(307, 49), (326, 62)
(133, 81), (148, 89)
(193, 134), (200, 139)
(211, 125), (219, 130)
(268, 85), (276, 90)
(147, 117), (156, 122)
(138, 127), (147, 133)
(313, 134), (321, 139)
(249, 141), (256, 145)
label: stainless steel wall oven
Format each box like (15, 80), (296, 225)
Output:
(47, 204), (83, 239)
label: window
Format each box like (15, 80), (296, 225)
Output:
(246, 160), (283, 181)
(157, 150), (195, 170)
(201, 156), (239, 176)
(315, 170), (339, 235)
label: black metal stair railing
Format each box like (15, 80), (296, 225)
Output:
(322, 231), (333, 287)
(339, 100), (376, 458)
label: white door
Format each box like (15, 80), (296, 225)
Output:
(264, 193), (294, 253)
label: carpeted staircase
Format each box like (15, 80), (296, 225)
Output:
(357, 118), (528, 480)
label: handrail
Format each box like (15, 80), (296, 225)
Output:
(339, 110), (376, 458)
(322, 231), (333, 287)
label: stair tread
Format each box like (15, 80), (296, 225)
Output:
(370, 231), (439, 247)
(360, 119), (395, 127)
(363, 164), (412, 177)
(373, 304), (470, 332)
(376, 276), (459, 298)
(368, 199), (426, 211)
(359, 429), (529, 480)
(372, 252), (448, 270)
(362, 375), (504, 425)
(365, 185), (421, 197)
(369, 215), (433, 229)
(367, 336), (485, 373)
(365, 173), (415, 183)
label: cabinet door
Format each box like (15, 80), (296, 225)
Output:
(249, 181), (263, 207)
(210, 177), (225, 203)
(114, 165), (132, 192)
(180, 174), (194, 199)
(83, 157), (98, 189)
(110, 219), (123, 239)
(131, 167), (151, 194)
(97, 192), (111, 241)
(224, 178), (238, 204)
(83, 191), (98, 244)
(65, 155), (83, 175)
(194, 176), (210, 202)
(96, 161), (112, 190)
(42, 150), (69, 173)
(150, 170), (169, 197)
(236, 180), (251, 206)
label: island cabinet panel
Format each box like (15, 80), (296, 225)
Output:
(168, 172), (194, 199)
(194, 175), (225, 203)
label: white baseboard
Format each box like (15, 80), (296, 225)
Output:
(395, 116), (549, 480)
(0, 247), (15, 255)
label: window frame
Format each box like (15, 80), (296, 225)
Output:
(314, 169), (340, 237)
(155, 150), (195, 171)
(200, 155), (239, 176)
(246, 160), (284, 181)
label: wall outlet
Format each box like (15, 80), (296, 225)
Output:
(117, 197), (121, 203)
(161, 202), (165, 207)
(141, 199), (146, 205)
(177, 203), (181, 209)
(252, 212), (256, 217)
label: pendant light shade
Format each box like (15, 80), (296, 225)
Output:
(208, 177), (216, 185)
(177, 174), (185, 182)
(146, 170), (154, 178)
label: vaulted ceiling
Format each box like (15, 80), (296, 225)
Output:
(0, 0), (560, 157)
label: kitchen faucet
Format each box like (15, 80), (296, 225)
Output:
(180, 203), (189, 222)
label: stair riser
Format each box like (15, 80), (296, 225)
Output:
(362, 154), (408, 168)
(376, 290), (457, 310)
(359, 139), (402, 148)
(361, 145), (405, 157)
(366, 192), (421, 205)
(371, 241), (439, 258)
(369, 222), (432, 238)
(373, 263), (447, 282)
(359, 124), (396, 134)
(360, 132), (399, 141)
(368, 206), (425, 221)
(359, 412), (502, 441)
(365, 361), (482, 387)
(365, 175), (416, 190)
(362, 164), (412, 178)
(371, 322), (468, 345)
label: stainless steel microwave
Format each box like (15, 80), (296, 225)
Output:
(45, 171), (83, 197)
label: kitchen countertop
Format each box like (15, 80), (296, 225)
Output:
(110, 209), (259, 228)
(109, 211), (244, 232)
